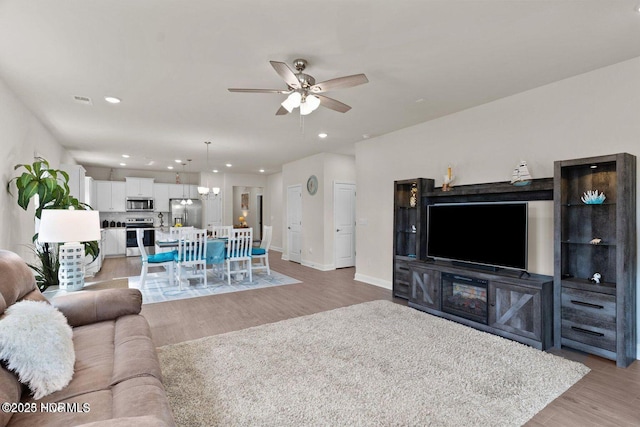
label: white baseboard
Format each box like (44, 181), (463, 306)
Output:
(354, 273), (392, 290)
(270, 246), (283, 253)
(301, 260), (335, 271)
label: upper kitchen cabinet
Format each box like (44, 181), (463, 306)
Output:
(60, 164), (86, 203)
(126, 177), (154, 197)
(96, 181), (126, 212)
(153, 183), (170, 212)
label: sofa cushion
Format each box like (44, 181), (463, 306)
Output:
(0, 301), (75, 399)
(0, 367), (21, 427)
(0, 251), (41, 315)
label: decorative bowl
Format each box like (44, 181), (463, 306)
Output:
(581, 190), (606, 205)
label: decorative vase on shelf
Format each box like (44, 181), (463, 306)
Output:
(409, 184), (417, 207)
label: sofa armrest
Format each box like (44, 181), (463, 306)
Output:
(52, 288), (143, 327)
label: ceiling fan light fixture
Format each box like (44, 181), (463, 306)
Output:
(300, 95), (321, 115)
(282, 91), (302, 113)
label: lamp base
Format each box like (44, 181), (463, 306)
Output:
(58, 242), (85, 291)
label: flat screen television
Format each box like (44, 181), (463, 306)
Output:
(426, 202), (528, 271)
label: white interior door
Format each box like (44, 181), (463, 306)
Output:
(287, 185), (302, 263)
(334, 182), (356, 268)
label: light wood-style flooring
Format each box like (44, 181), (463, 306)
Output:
(95, 254), (640, 426)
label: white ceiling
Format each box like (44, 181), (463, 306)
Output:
(1, 0), (640, 175)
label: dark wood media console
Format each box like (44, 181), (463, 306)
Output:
(404, 260), (553, 350)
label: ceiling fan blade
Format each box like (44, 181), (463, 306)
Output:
(275, 105), (289, 116)
(228, 88), (291, 94)
(310, 73), (368, 94)
(317, 95), (351, 113)
(270, 61), (301, 89)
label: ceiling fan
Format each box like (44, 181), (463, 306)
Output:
(228, 58), (368, 116)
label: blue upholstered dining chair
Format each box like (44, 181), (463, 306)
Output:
(174, 228), (207, 290)
(251, 225), (272, 275)
(137, 229), (176, 287)
(224, 227), (253, 285)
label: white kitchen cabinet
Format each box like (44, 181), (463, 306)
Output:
(153, 183), (170, 212)
(84, 176), (94, 208)
(61, 164), (86, 203)
(96, 181), (126, 212)
(168, 183), (186, 199)
(104, 228), (126, 256)
(126, 177), (154, 197)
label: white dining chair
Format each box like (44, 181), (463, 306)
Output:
(224, 228), (253, 285)
(137, 229), (175, 287)
(174, 228), (207, 289)
(211, 225), (233, 239)
(251, 225), (272, 275)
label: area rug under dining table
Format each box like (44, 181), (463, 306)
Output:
(157, 300), (590, 427)
(128, 269), (301, 304)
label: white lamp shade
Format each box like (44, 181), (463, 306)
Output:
(300, 95), (321, 115)
(281, 91), (302, 113)
(212, 187), (221, 195)
(38, 209), (100, 243)
(197, 186), (210, 195)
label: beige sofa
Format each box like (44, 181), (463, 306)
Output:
(0, 250), (175, 427)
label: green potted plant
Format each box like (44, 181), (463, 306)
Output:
(7, 157), (99, 290)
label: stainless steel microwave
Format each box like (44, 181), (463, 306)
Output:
(126, 198), (154, 212)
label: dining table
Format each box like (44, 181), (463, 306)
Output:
(155, 238), (226, 265)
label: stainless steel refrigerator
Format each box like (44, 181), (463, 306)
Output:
(169, 199), (203, 228)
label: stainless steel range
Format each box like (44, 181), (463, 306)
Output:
(125, 218), (155, 257)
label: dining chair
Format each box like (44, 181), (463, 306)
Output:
(211, 225), (233, 239)
(137, 229), (176, 287)
(224, 227), (253, 285)
(251, 225), (272, 275)
(174, 228), (207, 289)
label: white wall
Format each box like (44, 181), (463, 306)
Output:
(0, 76), (68, 257)
(355, 56), (640, 287)
(266, 172), (283, 251)
(282, 153), (356, 270)
(355, 56), (640, 351)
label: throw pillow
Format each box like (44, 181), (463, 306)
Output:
(0, 300), (75, 399)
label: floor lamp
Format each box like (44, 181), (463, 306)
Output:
(38, 209), (100, 291)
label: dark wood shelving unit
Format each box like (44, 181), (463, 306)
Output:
(554, 153), (636, 367)
(392, 178), (434, 299)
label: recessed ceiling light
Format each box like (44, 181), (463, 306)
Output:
(259, 169), (265, 173)
(122, 154), (130, 158)
(213, 169), (219, 173)
(635, 4), (640, 13)
(175, 159), (182, 163)
(104, 96), (121, 104)
(119, 162), (126, 166)
(167, 166), (174, 170)
(225, 163), (232, 168)
(318, 133), (328, 139)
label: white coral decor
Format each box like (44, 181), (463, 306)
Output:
(0, 300), (75, 399)
(581, 190), (606, 204)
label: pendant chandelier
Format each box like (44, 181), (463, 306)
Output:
(197, 141), (221, 199)
(180, 161), (193, 205)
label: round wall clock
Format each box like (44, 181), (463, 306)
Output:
(306, 175), (318, 195)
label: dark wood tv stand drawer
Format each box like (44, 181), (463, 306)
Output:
(561, 287), (616, 352)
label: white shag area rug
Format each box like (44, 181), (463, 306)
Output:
(158, 300), (590, 427)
